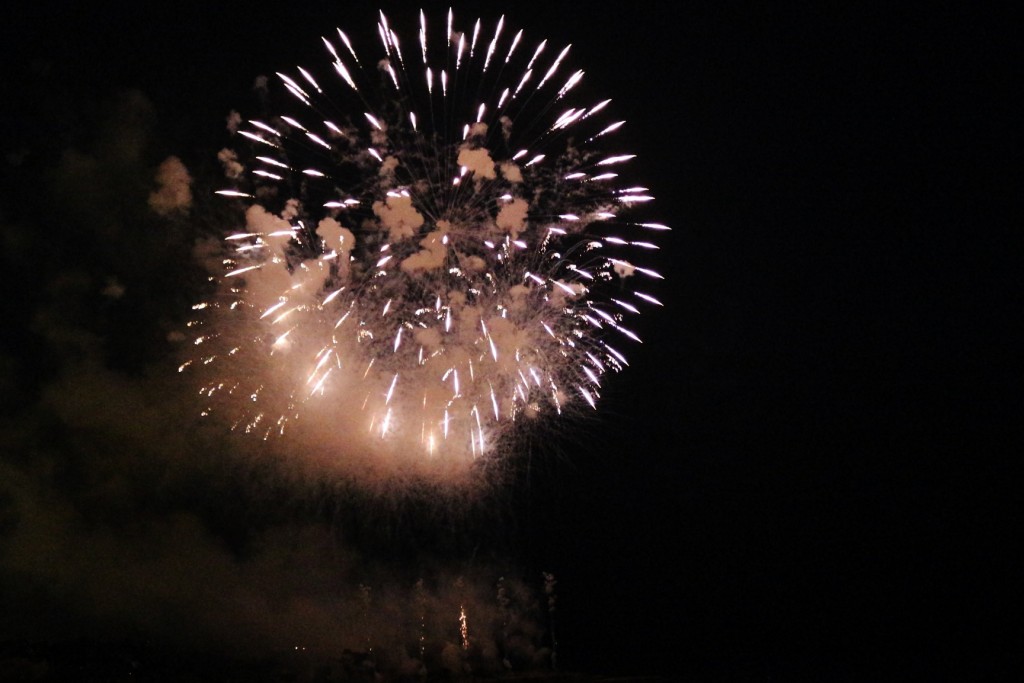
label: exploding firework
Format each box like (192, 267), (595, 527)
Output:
(183, 10), (666, 471)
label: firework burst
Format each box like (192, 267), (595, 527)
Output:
(183, 10), (666, 471)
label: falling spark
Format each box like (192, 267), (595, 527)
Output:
(459, 605), (470, 650)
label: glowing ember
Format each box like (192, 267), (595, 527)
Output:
(459, 604), (470, 650)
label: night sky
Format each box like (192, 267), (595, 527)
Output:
(1, 1), (1014, 681)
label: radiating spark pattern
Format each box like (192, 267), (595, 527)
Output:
(188, 11), (666, 464)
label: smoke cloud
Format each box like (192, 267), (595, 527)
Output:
(148, 155), (192, 215)
(0, 87), (554, 677)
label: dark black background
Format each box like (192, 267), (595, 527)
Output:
(2, 1), (1015, 679)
